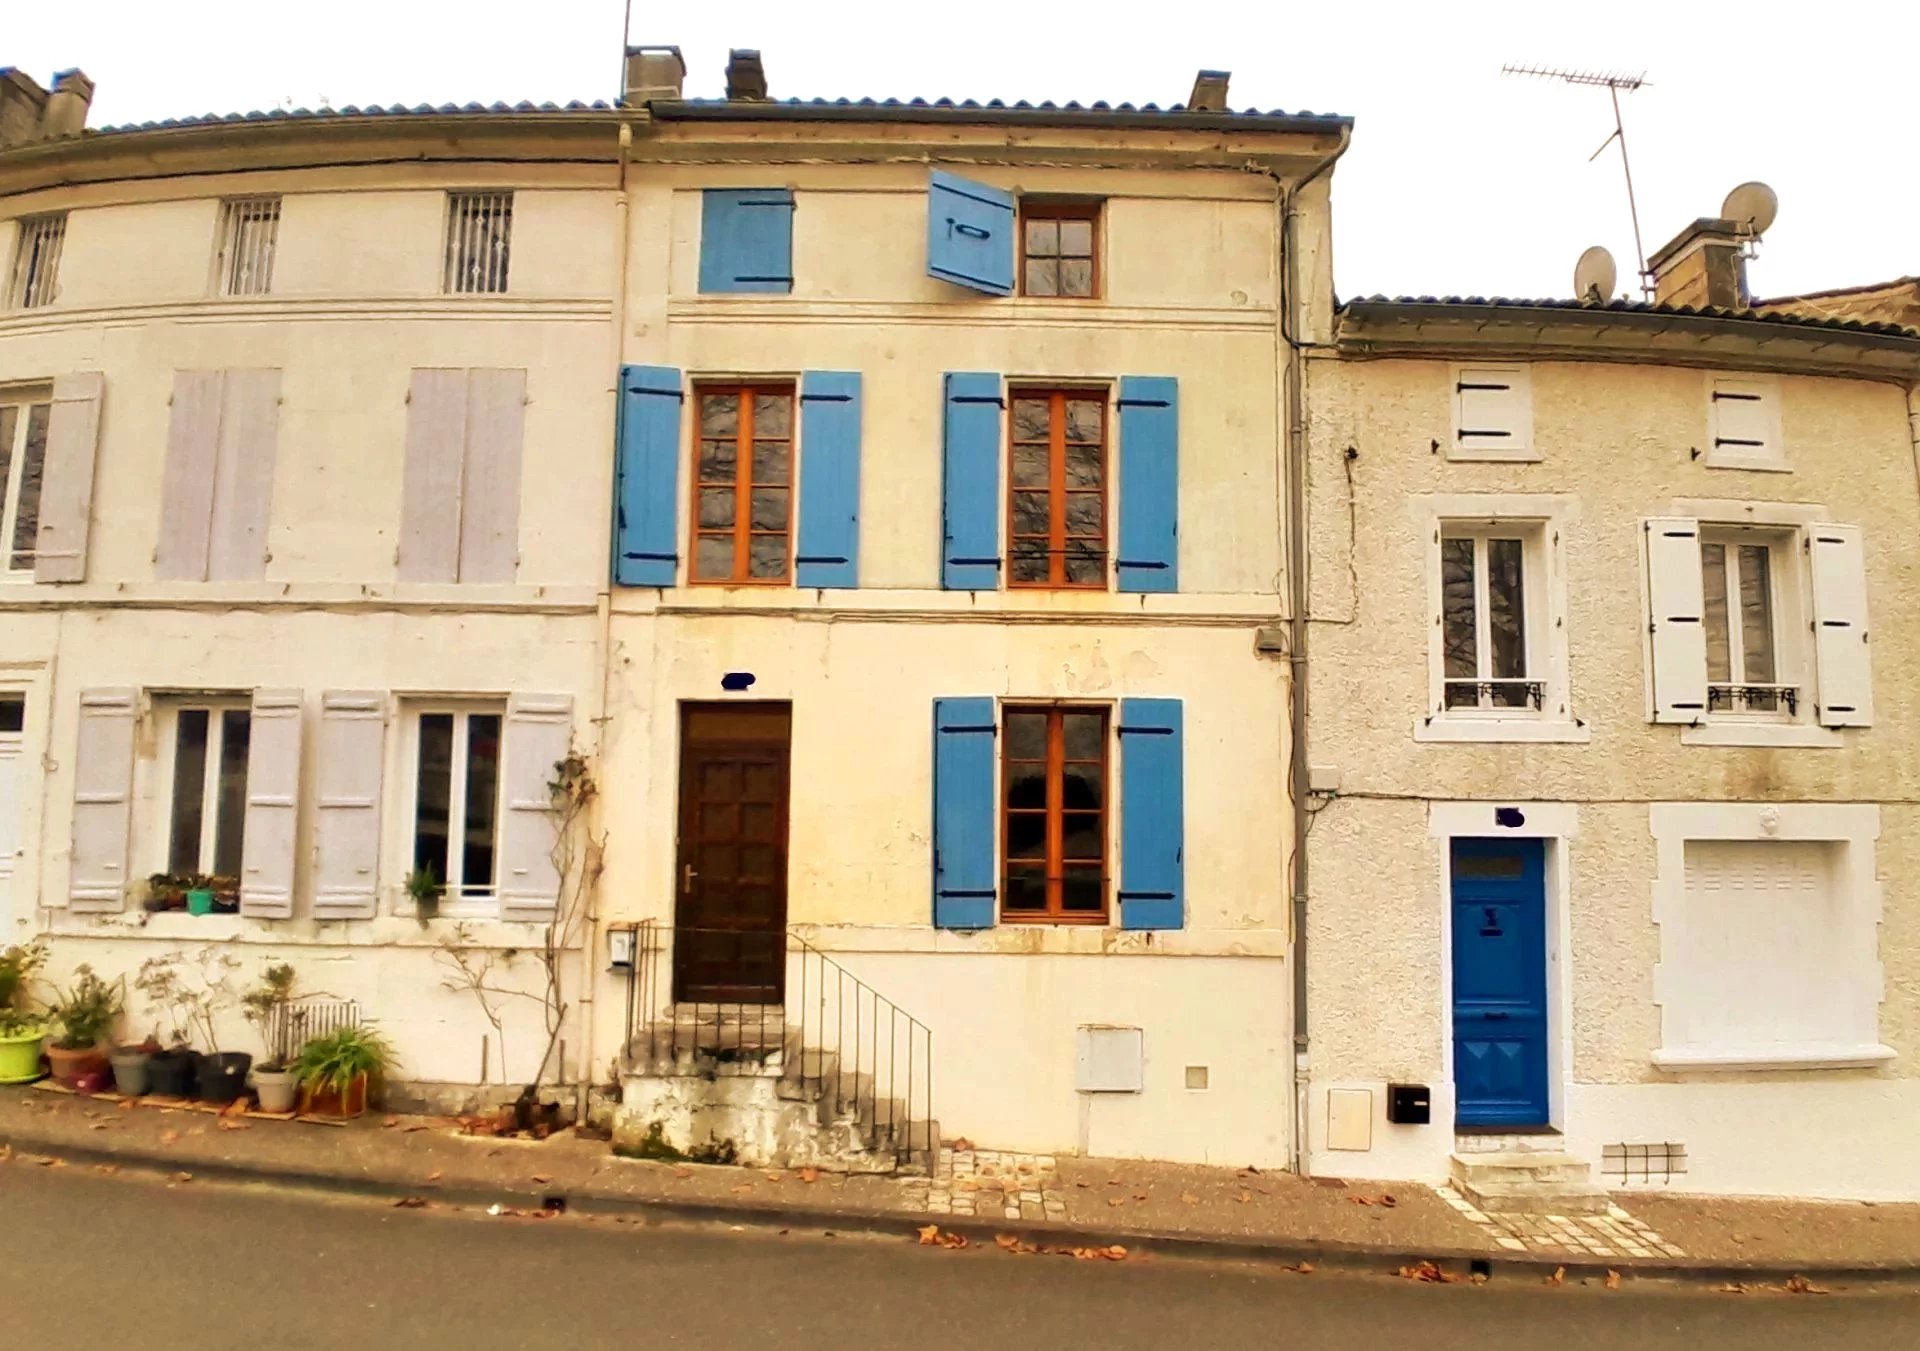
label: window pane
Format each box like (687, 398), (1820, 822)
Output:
(1440, 537), (1478, 680)
(212, 710), (250, 879)
(1062, 812), (1102, 861)
(695, 535), (734, 581)
(1062, 763), (1103, 811)
(1061, 867), (1104, 913)
(750, 392), (791, 438)
(1024, 259), (1059, 296)
(463, 714), (501, 890)
(700, 393), (739, 437)
(698, 488), (735, 529)
(1009, 548), (1050, 584)
(1062, 712), (1104, 761)
(1005, 768), (1047, 812)
(1065, 442), (1101, 491)
(168, 710), (210, 873)
(1059, 259), (1094, 296)
(1738, 545), (1776, 684)
(413, 713), (454, 882)
(1004, 712), (1046, 761)
(1065, 400), (1102, 445)
(1065, 541), (1104, 585)
(1058, 220), (1093, 255)
(1005, 810), (1046, 860)
(1012, 444), (1049, 489)
(0, 408), (15, 544)
(698, 439), (736, 480)
(1011, 398), (1051, 442)
(1003, 870), (1047, 912)
(748, 535), (787, 580)
(1024, 219), (1060, 256)
(750, 488), (788, 530)
(11, 403), (49, 570)
(1064, 494), (1103, 536)
(0, 697), (21, 734)
(751, 441), (789, 484)
(1011, 492), (1051, 538)
(1486, 537), (1526, 680)
(1702, 542), (1732, 683)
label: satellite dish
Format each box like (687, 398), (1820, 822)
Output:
(1722, 181), (1779, 237)
(1574, 245), (1617, 303)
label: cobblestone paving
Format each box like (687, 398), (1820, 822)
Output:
(901, 1146), (1067, 1223)
(1436, 1186), (1688, 1259)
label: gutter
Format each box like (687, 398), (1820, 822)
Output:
(650, 99), (1353, 137)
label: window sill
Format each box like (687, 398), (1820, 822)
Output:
(1652, 1043), (1895, 1072)
(1414, 718), (1590, 744)
(1702, 454), (1791, 473)
(1679, 722), (1843, 748)
(1444, 449), (1542, 464)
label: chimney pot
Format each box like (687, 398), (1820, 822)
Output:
(623, 44), (686, 106)
(726, 49), (768, 101)
(1188, 69), (1231, 112)
(1648, 217), (1749, 310)
(42, 67), (95, 138)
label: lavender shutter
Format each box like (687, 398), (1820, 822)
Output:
(155, 370), (224, 580)
(311, 690), (386, 920)
(497, 693), (572, 922)
(68, 687), (136, 912)
(238, 688), (302, 919)
(457, 368), (526, 583)
(397, 370), (468, 582)
(34, 371), (106, 584)
(207, 369), (280, 581)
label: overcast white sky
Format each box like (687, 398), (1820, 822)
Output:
(9, 0), (1914, 301)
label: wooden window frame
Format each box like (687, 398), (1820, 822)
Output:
(0, 388), (52, 575)
(406, 701), (506, 907)
(1699, 525), (1804, 721)
(1000, 703), (1110, 924)
(1006, 386), (1109, 591)
(157, 696), (252, 879)
(1018, 200), (1101, 299)
(691, 381), (796, 586)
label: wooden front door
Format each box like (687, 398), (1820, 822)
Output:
(673, 703), (791, 1003)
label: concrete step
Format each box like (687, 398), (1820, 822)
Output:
(1449, 1150), (1611, 1216)
(1454, 1131), (1567, 1155)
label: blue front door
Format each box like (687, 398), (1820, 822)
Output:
(1450, 837), (1550, 1127)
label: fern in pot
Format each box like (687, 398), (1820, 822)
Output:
(241, 964), (302, 1113)
(292, 1024), (394, 1120)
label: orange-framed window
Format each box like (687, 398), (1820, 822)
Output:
(1008, 388), (1108, 588)
(692, 383), (795, 584)
(1002, 705), (1109, 923)
(1020, 202), (1099, 298)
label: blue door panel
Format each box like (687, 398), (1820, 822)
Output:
(1451, 837), (1550, 1126)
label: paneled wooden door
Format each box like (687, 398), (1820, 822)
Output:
(673, 703), (792, 1003)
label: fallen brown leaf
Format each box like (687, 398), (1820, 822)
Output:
(116, 1098), (135, 1112)
(1104, 1245), (1128, 1261)
(951, 1138), (973, 1151)
(172, 1171), (194, 1183)
(1379, 1194), (1398, 1208)
(1106, 1197), (1126, 1208)
(1132, 1192), (1149, 1201)
(1349, 1195), (1375, 1207)
(93, 1163), (118, 1175)
(1180, 1192), (1199, 1205)
(1398, 1260), (1462, 1284)
(917, 1224), (941, 1246)
(384, 1116), (400, 1128)
(425, 1170), (443, 1183)
(940, 1232), (970, 1250)
(1719, 1282), (1749, 1295)
(33, 1156), (59, 1167)
(798, 1167), (819, 1184)
(531, 1174), (551, 1184)
(1293, 1261), (1316, 1274)
(88, 1122), (110, 1131)
(159, 1130), (180, 1145)
(731, 1184), (752, 1195)
(1605, 1269), (1621, 1290)
(1545, 1265), (1566, 1287)
(1784, 1275), (1829, 1295)
(217, 1118), (250, 1132)
(393, 1196), (430, 1209)
(1234, 1191), (1252, 1204)
(764, 1171), (784, 1182)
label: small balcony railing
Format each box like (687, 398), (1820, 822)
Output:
(1443, 679), (1544, 711)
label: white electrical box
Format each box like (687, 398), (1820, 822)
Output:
(1075, 1025), (1145, 1093)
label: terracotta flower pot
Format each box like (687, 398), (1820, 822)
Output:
(45, 1042), (108, 1089)
(297, 1074), (368, 1119)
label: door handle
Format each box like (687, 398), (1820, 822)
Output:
(682, 864), (698, 894)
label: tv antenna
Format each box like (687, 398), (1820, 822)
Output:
(1504, 65), (1652, 296)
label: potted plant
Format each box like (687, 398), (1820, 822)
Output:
(404, 865), (443, 926)
(0, 940), (48, 1084)
(46, 965), (122, 1089)
(241, 963), (302, 1112)
(292, 1024), (394, 1119)
(142, 873), (189, 913)
(109, 1035), (159, 1096)
(134, 946), (244, 1101)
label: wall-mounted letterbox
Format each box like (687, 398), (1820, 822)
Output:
(1386, 1082), (1431, 1125)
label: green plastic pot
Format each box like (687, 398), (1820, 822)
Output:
(186, 889), (215, 916)
(0, 1025), (47, 1084)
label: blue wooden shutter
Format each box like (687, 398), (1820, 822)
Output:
(699, 189), (795, 294)
(927, 171), (1014, 295)
(796, 371), (861, 588)
(932, 697), (997, 929)
(613, 365), (683, 587)
(1118, 697), (1185, 930)
(941, 372), (1003, 590)
(1116, 376), (1179, 593)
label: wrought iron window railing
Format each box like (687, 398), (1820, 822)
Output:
(1708, 683), (1798, 715)
(1443, 679), (1544, 711)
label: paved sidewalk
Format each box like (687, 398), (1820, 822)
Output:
(4, 1085), (1917, 1285)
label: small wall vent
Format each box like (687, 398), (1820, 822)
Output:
(1602, 1141), (1688, 1185)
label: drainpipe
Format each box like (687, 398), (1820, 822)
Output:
(1276, 129), (1350, 1177)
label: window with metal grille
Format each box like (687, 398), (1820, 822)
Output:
(8, 213), (66, 309)
(443, 191), (513, 294)
(1002, 705), (1109, 923)
(1008, 388), (1108, 588)
(213, 197), (281, 296)
(0, 391), (51, 573)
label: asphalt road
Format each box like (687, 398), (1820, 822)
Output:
(0, 1167), (1913, 1350)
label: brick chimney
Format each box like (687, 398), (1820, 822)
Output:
(1648, 217), (1748, 310)
(1188, 70), (1230, 112)
(623, 45), (686, 106)
(725, 49), (767, 101)
(42, 69), (95, 138)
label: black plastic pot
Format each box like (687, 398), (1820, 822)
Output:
(147, 1050), (195, 1098)
(195, 1051), (253, 1105)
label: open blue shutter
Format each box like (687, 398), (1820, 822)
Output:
(796, 371), (861, 588)
(932, 697), (997, 929)
(941, 372), (1002, 590)
(699, 189), (795, 294)
(927, 171), (1014, 296)
(613, 365), (683, 587)
(1116, 376), (1179, 593)
(1119, 698), (1185, 930)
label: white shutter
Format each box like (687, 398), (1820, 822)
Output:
(1809, 523), (1873, 727)
(207, 369), (281, 581)
(1646, 517), (1708, 724)
(457, 368), (525, 583)
(155, 370), (224, 581)
(397, 370), (468, 582)
(68, 688), (136, 912)
(238, 689), (303, 919)
(1708, 378), (1780, 462)
(496, 692), (572, 923)
(1454, 364), (1531, 454)
(311, 690), (385, 920)
(34, 371), (106, 584)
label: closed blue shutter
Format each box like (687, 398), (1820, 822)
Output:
(941, 372), (1003, 590)
(613, 364), (683, 587)
(1118, 697), (1185, 930)
(699, 189), (795, 294)
(927, 171), (1015, 296)
(1116, 376), (1179, 593)
(932, 697), (997, 929)
(796, 371), (862, 588)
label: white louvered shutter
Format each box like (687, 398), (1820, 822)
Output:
(155, 370), (224, 580)
(496, 693), (573, 923)
(207, 369), (281, 581)
(1708, 379), (1780, 461)
(397, 370), (468, 582)
(311, 691), (386, 920)
(1809, 523), (1873, 727)
(68, 688), (136, 911)
(238, 689), (303, 919)
(457, 368), (525, 583)
(1454, 365), (1531, 454)
(1645, 517), (1708, 724)
(34, 371), (106, 584)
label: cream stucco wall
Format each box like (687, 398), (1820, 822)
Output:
(1303, 352), (1920, 1197)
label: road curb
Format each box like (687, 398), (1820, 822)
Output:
(6, 1122), (1917, 1290)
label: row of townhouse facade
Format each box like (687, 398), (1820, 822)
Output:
(1, 51), (1914, 1198)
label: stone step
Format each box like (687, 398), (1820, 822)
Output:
(1454, 1131), (1566, 1155)
(1450, 1150), (1611, 1216)
(1452, 1150), (1594, 1187)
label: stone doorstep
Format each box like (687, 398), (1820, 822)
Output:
(1450, 1151), (1612, 1217)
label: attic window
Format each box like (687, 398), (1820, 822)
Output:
(1705, 376), (1784, 471)
(444, 191), (513, 295)
(214, 197), (281, 297)
(1449, 364), (1534, 460)
(7, 213), (66, 310)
